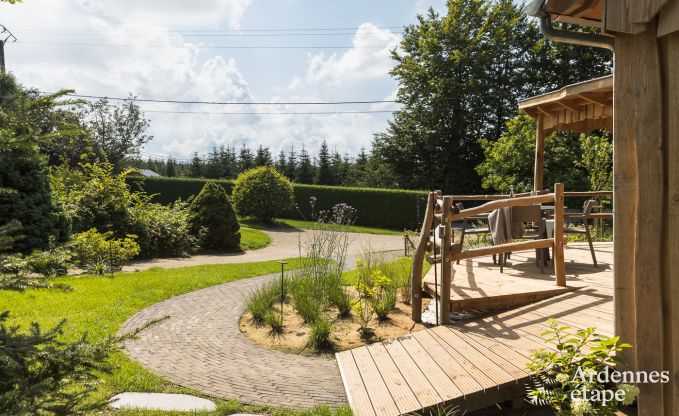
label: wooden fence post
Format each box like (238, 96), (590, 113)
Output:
(411, 192), (434, 322)
(440, 196), (453, 324)
(553, 183), (566, 286)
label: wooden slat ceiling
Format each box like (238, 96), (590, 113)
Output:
(518, 75), (613, 134)
(542, 0), (604, 27)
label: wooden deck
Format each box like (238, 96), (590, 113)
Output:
(336, 242), (614, 416)
(423, 248), (585, 312)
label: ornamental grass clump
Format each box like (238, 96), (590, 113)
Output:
(305, 315), (334, 351)
(245, 280), (280, 324)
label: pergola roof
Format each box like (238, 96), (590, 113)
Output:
(527, 0), (604, 27)
(518, 74), (612, 135)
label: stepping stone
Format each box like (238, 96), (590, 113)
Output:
(109, 392), (216, 411)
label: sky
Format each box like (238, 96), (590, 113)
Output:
(1, 0), (448, 161)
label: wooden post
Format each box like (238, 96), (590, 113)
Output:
(411, 192), (434, 322)
(534, 113), (545, 192)
(440, 196), (453, 324)
(660, 30), (679, 416)
(553, 183), (566, 287)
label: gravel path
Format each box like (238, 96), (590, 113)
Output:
(123, 228), (404, 272)
(120, 273), (347, 409)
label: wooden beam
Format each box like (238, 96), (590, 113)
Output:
(534, 114), (545, 192)
(553, 183), (566, 287)
(448, 194), (555, 222)
(440, 196), (453, 325)
(450, 239), (554, 261)
(411, 192), (434, 322)
(557, 100), (582, 112)
(535, 105), (551, 116)
(578, 92), (611, 106)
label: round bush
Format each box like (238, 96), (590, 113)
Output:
(232, 166), (294, 224)
(188, 181), (240, 251)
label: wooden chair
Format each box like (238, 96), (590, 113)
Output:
(510, 205), (546, 273)
(454, 202), (490, 264)
(564, 199), (597, 266)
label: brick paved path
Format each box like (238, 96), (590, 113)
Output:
(120, 273), (347, 408)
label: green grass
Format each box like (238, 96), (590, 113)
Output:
(240, 217), (404, 236)
(0, 259), (357, 415)
(240, 226), (272, 250)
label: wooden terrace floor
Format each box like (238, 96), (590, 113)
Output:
(336, 242), (614, 416)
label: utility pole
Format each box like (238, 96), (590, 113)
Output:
(0, 25), (17, 73)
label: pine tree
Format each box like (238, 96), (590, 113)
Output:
(254, 145), (273, 167)
(275, 150), (287, 174)
(238, 144), (254, 173)
(190, 152), (203, 178)
(205, 147), (223, 179)
(331, 151), (346, 185)
(166, 158), (176, 177)
(285, 145), (297, 181)
(296, 146), (315, 184)
(219, 145), (234, 179)
(315, 140), (334, 185)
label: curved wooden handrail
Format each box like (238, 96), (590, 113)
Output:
(411, 192), (435, 323)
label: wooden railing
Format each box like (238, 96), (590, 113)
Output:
(411, 183), (567, 324)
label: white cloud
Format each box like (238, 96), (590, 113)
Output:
(303, 23), (400, 87)
(3, 2), (398, 159)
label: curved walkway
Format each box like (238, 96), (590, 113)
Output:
(120, 273), (347, 409)
(123, 227), (403, 272)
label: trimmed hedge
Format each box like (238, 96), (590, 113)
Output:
(126, 176), (428, 230)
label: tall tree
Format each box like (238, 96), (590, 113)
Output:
(372, 0), (611, 193)
(189, 152), (203, 178)
(166, 158), (176, 177)
(315, 140), (334, 185)
(275, 150), (287, 175)
(238, 144), (254, 173)
(254, 145), (273, 167)
(295, 146), (315, 184)
(86, 96), (152, 171)
(0, 72), (69, 251)
(285, 145), (297, 181)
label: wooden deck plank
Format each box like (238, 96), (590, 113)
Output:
(397, 335), (462, 401)
(382, 339), (442, 408)
(411, 330), (485, 396)
(366, 343), (422, 414)
(350, 348), (400, 416)
(335, 350), (376, 416)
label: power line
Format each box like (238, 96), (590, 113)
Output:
(15, 25), (405, 33)
(19, 40), (392, 49)
(143, 109), (396, 115)
(19, 31), (402, 38)
(56, 92), (400, 106)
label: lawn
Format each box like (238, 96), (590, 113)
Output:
(241, 217), (404, 236)
(0, 259), (351, 415)
(240, 226), (272, 250)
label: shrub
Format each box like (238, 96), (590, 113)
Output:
(306, 315), (334, 351)
(131, 200), (200, 257)
(232, 166), (294, 224)
(69, 229), (140, 274)
(51, 162), (141, 239)
(527, 319), (636, 415)
(188, 181), (240, 251)
(25, 247), (71, 277)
